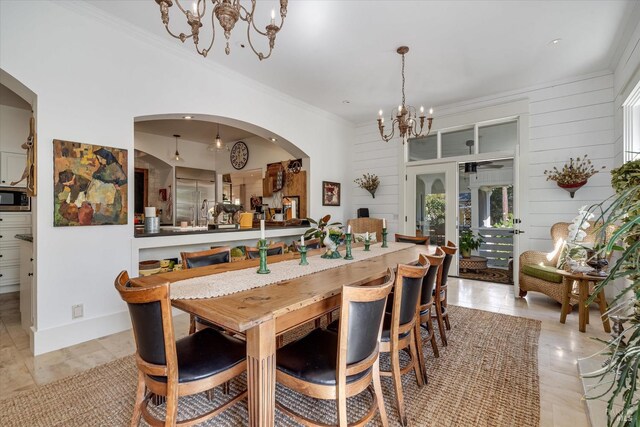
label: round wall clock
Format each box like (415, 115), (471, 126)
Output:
(230, 141), (249, 170)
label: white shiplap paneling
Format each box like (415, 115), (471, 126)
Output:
(352, 72), (616, 252)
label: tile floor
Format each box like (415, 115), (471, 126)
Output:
(0, 278), (610, 426)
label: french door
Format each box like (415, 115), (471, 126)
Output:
(406, 162), (459, 273)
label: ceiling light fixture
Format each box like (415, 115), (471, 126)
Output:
(551, 38), (562, 45)
(155, 0), (288, 60)
(269, 137), (277, 142)
(182, 115), (193, 119)
(173, 134), (184, 161)
(377, 46), (433, 144)
(208, 123), (229, 152)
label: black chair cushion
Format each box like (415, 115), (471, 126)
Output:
(441, 253), (453, 286)
(185, 251), (230, 269)
(420, 264), (438, 305)
(276, 329), (370, 386)
(327, 314), (410, 343)
(149, 328), (245, 383)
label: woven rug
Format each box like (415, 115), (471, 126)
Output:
(170, 242), (413, 300)
(459, 268), (512, 285)
(0, 306), (540, 427)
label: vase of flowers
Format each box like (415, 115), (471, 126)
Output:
(354, 173), (380, 199)
(544, 155), (604, 198)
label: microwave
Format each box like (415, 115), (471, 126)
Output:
(0, 187), (31, 212)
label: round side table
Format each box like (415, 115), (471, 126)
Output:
(557, 270), (610, 333)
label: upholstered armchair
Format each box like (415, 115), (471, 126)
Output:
(519, 222), (611, 304)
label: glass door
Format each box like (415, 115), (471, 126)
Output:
(406, 162), (458, 270)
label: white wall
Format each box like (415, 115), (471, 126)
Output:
(352, 71), (617, 253)
(613, 7), (640, 165)
(0, 0), (353, 354)
(0, 104), (31, 153)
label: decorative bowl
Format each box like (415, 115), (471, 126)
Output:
(139, 260), (160, 270)
(139, 267), (161, 276)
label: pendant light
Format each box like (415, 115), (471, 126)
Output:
(208, 124), (228, 152)
(173, 134), (183, 161)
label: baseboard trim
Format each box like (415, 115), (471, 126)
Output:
(32, 310), (132, 356)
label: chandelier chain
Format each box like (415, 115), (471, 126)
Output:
(401, 52), (406, 108)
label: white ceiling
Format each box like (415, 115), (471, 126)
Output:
(135, 119), (256, 145)
(87, 0), (637, 123)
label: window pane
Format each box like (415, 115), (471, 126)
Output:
(408, 134), (437, 161)
(442, 128), (474, 158)
(478, 121), (517, 153)
(416, 172), (446, 247)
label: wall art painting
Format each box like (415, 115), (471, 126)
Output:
(53, 139), (128, 226)
(322, 181), (341, 206)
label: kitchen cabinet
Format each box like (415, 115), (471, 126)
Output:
(1, 152), (27, 187)
(19, 240), (33, 332)
(0, 212), (31, 292)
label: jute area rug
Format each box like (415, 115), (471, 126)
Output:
(0, 306), (541, 427)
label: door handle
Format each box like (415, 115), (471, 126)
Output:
(513, 230), (526, 235)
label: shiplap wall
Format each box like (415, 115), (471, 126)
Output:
(351, 72), (617, 253)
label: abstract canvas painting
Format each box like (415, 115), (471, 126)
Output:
(53, 140), (128, 226)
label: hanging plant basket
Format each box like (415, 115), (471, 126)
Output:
(557, 180), (587, 198)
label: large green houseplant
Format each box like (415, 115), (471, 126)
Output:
(459, 229), (484, 258)
(582, 159), (640, 426)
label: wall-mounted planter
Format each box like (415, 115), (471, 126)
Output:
(557, 180), (587, 198)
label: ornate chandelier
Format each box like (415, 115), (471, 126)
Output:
(377, 46), (433, 143)
(155, 0), (288, 60)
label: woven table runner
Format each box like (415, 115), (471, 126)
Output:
(170, 241), (414, 300)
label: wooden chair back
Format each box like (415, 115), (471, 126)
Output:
(390, 264), (428, 340)
(347, 218), (383, 240)
(418, 251), (443, 307)
(336, 269), (394, 380)
(549, 222), (614, 265)
(395, 234), (429, 245)
(180, 246), (231, 269)
(293, 238), (321, 251)
(245, 242), (286, 259)
(114, 271), (177, 382)
(440, 243), (457, 289)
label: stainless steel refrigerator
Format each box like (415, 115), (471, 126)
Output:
(175, 167), (216, 226)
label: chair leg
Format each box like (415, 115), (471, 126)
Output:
(560, 279), (571, 324)
(276, 335), (284, 348)
(390, 350), (407, 426)
(131, 370), (145, 427)
(314, 318), (322, 329)
(408, 330), (424, 388)
(222, 381), (230, 395)
(434, 300), (448, 346)
(426, 309), (440, 358)
(372, 357), (389, 427)
(337, 383), (348, 427)
(598, 290), (611, 333)
(206, 388), (215, 401)
(165, 382), (179, 426)
(414, 321), (428, 384)
(188, 314), (196, 335)
(443, 312), (451, 331)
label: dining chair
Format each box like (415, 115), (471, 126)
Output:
(415, 251), (443, 382)
(114, 271), (247, 427)
(433, 242), (457, 346)
(394, 234), (430, 245)
(245, 241), (286, 259)
(293, 237), (321, 251)
(180, 246), (231, 269)
(180, 247), (231, 334)
(275, 270), (394, 427)
(379, 263), (428, 426)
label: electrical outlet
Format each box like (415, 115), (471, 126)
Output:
(72, 304), (83, 319)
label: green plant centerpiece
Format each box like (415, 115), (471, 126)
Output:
(581, 159), (639, 426)
(304, 215), (342, 241)
(459, 229), (484, 258)
(354, 173), (380, 198)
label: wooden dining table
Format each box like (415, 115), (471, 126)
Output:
(131, 244), (428, 427)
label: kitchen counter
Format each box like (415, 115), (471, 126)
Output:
(134, 223), (309, 238)
(14, 234), (33, 242)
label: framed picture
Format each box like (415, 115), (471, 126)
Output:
(53, 139), (128, 226)
(322, 181), (341, 206)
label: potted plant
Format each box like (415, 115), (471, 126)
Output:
(581, 159), (639, 426)
(354, 173), (380, 198)
(459, 229), (484, 258)
(304, 214), (342, 243)
(544, 154), (605, 198)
